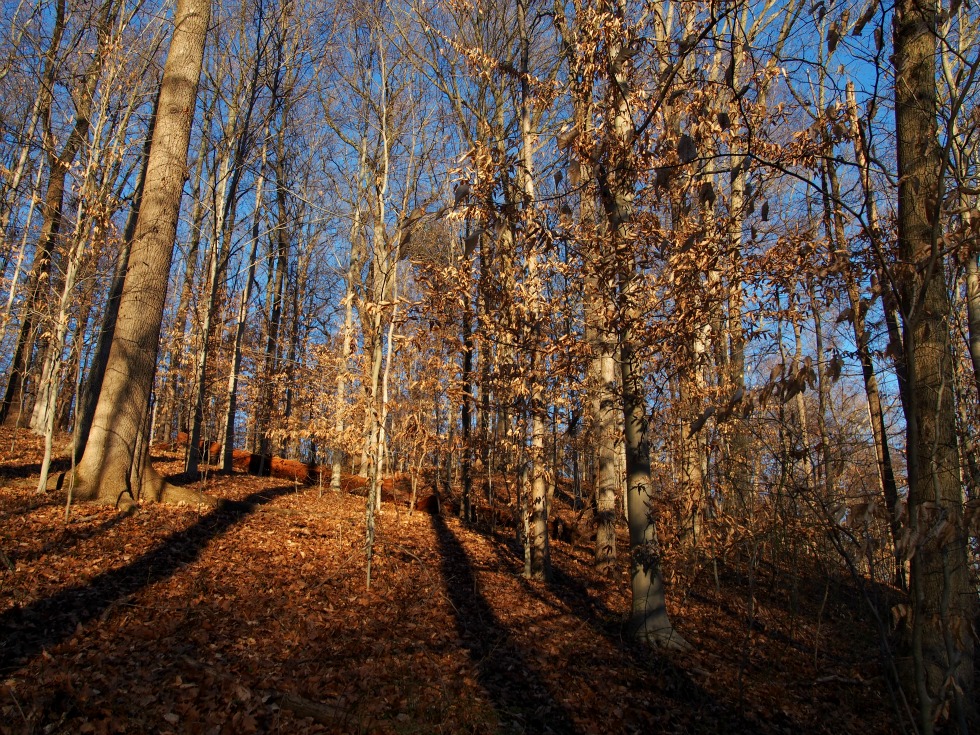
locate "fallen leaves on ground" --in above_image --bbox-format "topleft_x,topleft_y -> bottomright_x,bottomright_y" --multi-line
1,428 -> 896,734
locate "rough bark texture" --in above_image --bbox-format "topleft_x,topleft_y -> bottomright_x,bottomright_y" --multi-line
894,0 -> 975,730
71,0 -> 211,507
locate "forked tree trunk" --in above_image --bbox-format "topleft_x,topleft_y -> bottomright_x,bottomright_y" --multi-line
70,0 -> 211,507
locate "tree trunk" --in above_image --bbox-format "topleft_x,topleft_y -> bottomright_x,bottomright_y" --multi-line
822,152 -> 903,586
894,0 -> 975,728
153,116 -> 209,445
330,188 -> 364,489
590,325 -> 620,572
516,0 -> 550,581
460,223 -> 475,523
75,86 -> 159,461
29,0 -> 122,437
220,142 -> 267,472
620,332 -> 687,649
0,0 -> 65,262
256,165 -> 290,459
964,244 -> 980,396
596,0 -> 684,648
70,0 -> 211,508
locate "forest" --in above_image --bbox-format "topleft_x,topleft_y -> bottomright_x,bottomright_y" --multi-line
0,0 -> 978,732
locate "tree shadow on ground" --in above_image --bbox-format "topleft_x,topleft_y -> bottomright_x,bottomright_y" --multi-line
471,522 -> 761,733
0,457 -> 71,482
10,511 -> 131,567
430,512 -> 579,735
0,485 -> 295,676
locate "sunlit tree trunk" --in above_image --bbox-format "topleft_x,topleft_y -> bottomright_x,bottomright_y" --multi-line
0,1 -> 99,426
516,0 -> 550,581
331,133 -> 368,489
0,0 -> 65,269
186,67 -> 260,475
30,1 -> 124,436
71,0 -> 211,507
556,2 -> 620,572
153,116 -> 209,446
75,83 -> 159,461
598,0 -> 685,649
220,141 -> 268,472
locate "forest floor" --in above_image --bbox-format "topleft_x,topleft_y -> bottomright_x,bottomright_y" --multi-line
0,427 -> 906,734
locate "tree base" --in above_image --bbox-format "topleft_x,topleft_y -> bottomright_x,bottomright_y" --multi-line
59,463 -> 215,510
632,622 -> 693,652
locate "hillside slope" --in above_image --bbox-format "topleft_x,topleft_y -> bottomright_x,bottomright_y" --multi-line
1,428 -> 901,734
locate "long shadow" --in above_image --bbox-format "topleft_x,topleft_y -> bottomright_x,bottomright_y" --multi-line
430,512 -> 579,735
11,512 -> 131,567
476,524 -> 756,731
478,528 -> 624,637
0,457 -> 72,482
0,485 -> 295,676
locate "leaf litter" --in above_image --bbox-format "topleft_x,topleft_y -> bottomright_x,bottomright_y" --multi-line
1,428 -> 895,734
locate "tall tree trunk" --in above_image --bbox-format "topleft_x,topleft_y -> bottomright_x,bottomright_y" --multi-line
75,85 -> 159,462
30,0 -> 121,437
963,228 -> 980,395
5,0 -> 121,428
330,143 -> 367,488
620,331 -> 686,649
0,95 -> 92,426
154,117 -> 209,445
894,0 -> 975,729
460,229 -> 475,523
678,326 -> 708,550
516,0 -> 550,581
220,142 -> 267,472
0,0 -> 65,252
70,0 -> 211,508
36,204 -> 92,493
821,152 -> 903,585
589,314 -> 620,572
843,82 -> 912,420
566,48 -> 619,571
596,0 -> 685,648
256,161 -> 290,459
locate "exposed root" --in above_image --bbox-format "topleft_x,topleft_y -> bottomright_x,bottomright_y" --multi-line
637,626 -> 694,652
158,482 -> 217,507
57,464 -> 216,510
